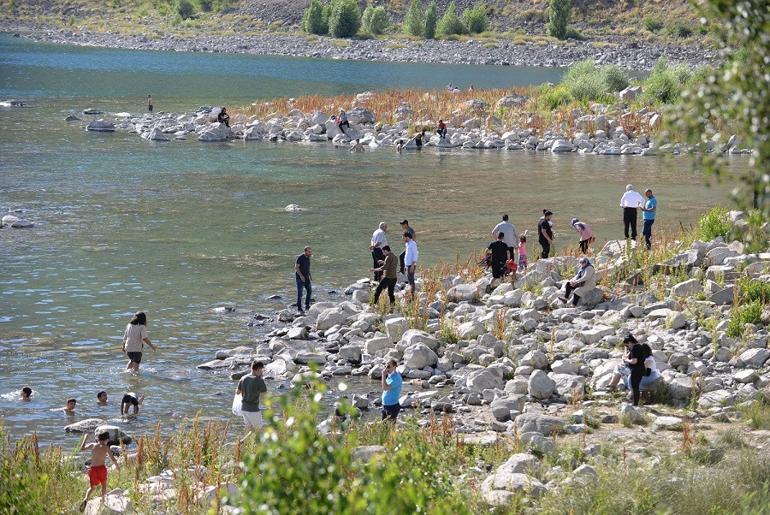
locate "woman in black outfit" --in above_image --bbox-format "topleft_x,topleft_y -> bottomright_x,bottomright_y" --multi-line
217,107 -> 230,127
623,334 -> 646,406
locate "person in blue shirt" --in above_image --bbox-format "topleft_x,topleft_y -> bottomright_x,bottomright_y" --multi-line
381,359 -> 403,422
640,189 -> 657,250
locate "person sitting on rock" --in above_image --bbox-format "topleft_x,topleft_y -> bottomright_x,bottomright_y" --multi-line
437,119 -> 447,140
217,107 -> 230,127
121,392 -> 144,416
20,386 -> 32,402
337,109 -> 350,133
559,256 -> 596,306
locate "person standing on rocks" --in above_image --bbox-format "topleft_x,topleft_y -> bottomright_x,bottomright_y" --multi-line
370,222 -> 388,282
236,360 -> 268,438
622,334 -> 647,406
620,184 -> 644,241
147,94 -> 153,112
398,220 -> 415,274
370,245 -> 398,307
559,256 -> 596,306
538,210 -> 554,259
294,246 -> 312,314
381,359 -> 403,423
491,214 -> 518,261
79,431 -> 119,511
488,232 -> 509,279
403,231 -> 419,297
640,188 -> 657,250
571,218 -> 595,254
518,234 -> 528,272
122,311 -> 156,372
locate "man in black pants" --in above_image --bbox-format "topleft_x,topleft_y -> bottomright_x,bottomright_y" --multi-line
619,184 -> 644,240
538,210 -> 554,259
398,219 -> 415,274
488,232 -> 509,279
370,246 -> 397,307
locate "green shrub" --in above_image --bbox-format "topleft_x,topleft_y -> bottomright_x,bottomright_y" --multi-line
698,206 -> 732,241
739,399 -> 770,430
643,16 -> 663,32
565,26 -> 584,40
175,0 -> 195,19
541,84 -> 572,109
601,64 -> 629,92
548,0 -> 570,40
562,59 -> 610,102
302,0 -> 329,35
197,0 -> 212,12
403,0 -> 424,37
726,300 -> 763,337
644,57 -> 688,104
437,1 -> 466,36
424,0 -> 437,38
362,4 -> 389,35
328,0 -> 361,38
738,277 -> 770,304
668,21 -> 693,38
463,3 -> 488,34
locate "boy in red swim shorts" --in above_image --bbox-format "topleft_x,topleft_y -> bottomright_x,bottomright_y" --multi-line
79,431 -> 119,511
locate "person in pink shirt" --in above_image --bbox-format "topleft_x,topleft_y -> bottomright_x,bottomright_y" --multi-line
517,234 -> 528,271
571,218 -> 595,254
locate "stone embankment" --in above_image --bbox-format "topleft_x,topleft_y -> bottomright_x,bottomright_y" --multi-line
2,23 -> 718,71
71,92 -> 752,156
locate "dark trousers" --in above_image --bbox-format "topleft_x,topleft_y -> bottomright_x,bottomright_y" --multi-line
564,282 -> 582,306
539,240 -> 550,259
630,365 -> 645,406
381,403 -> 400,422
507,246 -> 515,260
399,252 -> 405,274
437,128 -> 447,138
623,207 -> 638,240
374,277 -> 396,304
406,265 -> 416,292
372,247 -> 385,281
491,260 -> 506,279
579,239 -> 590,254
643,219 -> 655,250
295,275 -> 311,311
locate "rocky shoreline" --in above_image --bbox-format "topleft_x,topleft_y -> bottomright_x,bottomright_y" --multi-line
1,22 -> 719,71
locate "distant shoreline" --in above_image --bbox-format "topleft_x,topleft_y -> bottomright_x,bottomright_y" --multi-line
0,21 -> 718,71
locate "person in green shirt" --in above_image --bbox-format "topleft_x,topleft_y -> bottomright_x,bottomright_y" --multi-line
370,246 -> 398,307
236,361 -> 268,438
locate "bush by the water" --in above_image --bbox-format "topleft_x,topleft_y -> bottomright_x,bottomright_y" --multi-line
362,4 -> 389,35
601,64 -> 629,92
403,0 -> 424,37
548,0 -> 571,40
697,206 -> 731,241
643,57 -> 695,104
175,0 -> 195,19
302,0 -> 330,35
328,0 -> 361,38
463,3 -> 488,34
437,1 -> 467,36
561,60 -> 619,102
424,0 -> 438,39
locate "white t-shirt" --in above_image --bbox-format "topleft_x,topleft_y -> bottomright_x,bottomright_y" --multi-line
404,240 -> 419,266
491,221 -> 518,247
371,228 -> 388,248
123,323 -> 147,353
620,190 -> 645,208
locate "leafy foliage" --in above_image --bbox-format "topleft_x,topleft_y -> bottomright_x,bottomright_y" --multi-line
697,206 -> 731,241
403,0 -> 424,37
362,4 -> 389,35
328,0 -> 361,38
601,64 -> 629,92
424,0 -> 438,39
548,0 -> 570,40
676,0 -> 770,218
737,277 -> 770,304
643,57 -> 692,104
175,0 -> 195,19
463,3 -> 488,34
302,0 -> 329,35
643,16 -> 663,32
437,1 -> 466,37
727,301 -> 763,337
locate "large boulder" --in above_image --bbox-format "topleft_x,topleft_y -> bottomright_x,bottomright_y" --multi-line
384,317 -> 408,342
490,396 -> 526,422
197,122 -> 231,142
403,343 -> 438,369
736,348 -> 770,368
365,336 -> 392,355
579,325 -> 615,344
65,418 -> 106,433
316,308 -> 348,331
95,425 -> 132,445
457,320 -> 485,340
466,367 -> 504,392
528,370 -> 556,400
515,413 -> 565,435
84,489 -> 132,515
338,344 -> 362,364
347,107 -> 375,125
86,119 -> 115,132
481,470 -> 546,507
399,329 -> 440,351
446,284 -> 479,303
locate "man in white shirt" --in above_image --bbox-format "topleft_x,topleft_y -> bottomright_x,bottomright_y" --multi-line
403,231 -> 419,297
370,222 -> 388,282
491,214 -> 518,261
619,184 -> 644,241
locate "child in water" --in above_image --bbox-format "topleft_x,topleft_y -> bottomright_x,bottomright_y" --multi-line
79,431 -> 120,511
518,234 -> 528,272
20,386 -> 32,402
120,392 -> 144,416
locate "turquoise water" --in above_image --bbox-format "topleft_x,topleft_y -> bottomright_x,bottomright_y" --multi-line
0,35 -> 744,442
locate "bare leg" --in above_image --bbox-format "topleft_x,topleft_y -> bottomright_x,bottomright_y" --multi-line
101,481 -> 107,501
80,486 -> 94,511
608,373 -> 621,391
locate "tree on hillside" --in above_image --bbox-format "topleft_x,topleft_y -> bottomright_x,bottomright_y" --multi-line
302,0 -> 329,35
424,0 -> 438,39
463,3 -> 488,34
548,0 -> 570,40
362,3 -> 390,35
328,0 -> 361,38
677,0 -> 770,218
403,0 -> 424,37
437,1 -> 466,36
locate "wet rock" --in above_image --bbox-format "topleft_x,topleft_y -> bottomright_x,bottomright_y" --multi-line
65,418 -> 105,433
86,119 -> 115,132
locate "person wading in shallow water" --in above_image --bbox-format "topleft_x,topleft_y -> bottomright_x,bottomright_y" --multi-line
294,245 -> 312,314
122,311 -> 156,372
147,94 -> 153,112
381,359 -> 403,423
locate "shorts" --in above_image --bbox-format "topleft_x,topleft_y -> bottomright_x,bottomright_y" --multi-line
242,410 -> 263,429
381,403 -> 400,422
88,465 -> 108,487
615,363 -> 631,378
127,352 -> 142,364
518,255 -> 528,270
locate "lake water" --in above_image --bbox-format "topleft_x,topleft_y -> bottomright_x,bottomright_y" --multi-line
0,35 -> 744,443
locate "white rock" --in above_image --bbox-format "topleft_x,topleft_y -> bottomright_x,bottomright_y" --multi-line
384,317 -> 408,342
528,369 -> 556,400
403,343 -> 438,369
